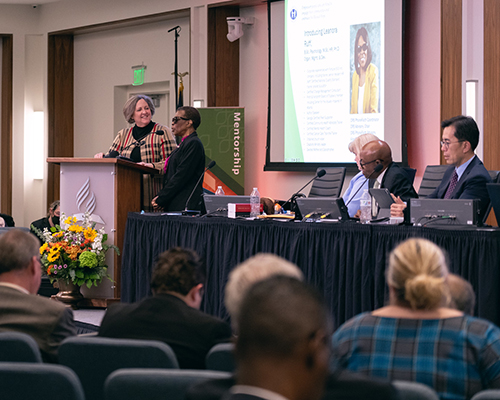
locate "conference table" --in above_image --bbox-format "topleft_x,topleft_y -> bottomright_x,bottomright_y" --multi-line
121,213 -> 500,329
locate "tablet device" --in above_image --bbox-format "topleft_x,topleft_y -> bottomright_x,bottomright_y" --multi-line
369,188 -> 395,209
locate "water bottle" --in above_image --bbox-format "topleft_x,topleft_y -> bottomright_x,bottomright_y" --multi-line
360,189 -> 371,224
250,187 -> 260,218
215,186 -> 225,196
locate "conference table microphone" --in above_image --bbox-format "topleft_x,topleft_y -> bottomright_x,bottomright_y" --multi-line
281,169 -> 327,213
344,163 -> 384,208
183,160 -> 217,215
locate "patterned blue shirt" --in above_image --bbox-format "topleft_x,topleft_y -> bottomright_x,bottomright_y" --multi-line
332,312 -> 500,400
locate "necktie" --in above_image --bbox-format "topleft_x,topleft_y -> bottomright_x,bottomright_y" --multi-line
444,170 -> 458,199
372,180 -> 380,217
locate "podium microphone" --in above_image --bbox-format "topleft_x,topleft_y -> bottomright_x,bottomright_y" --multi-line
183,160 -> 216,215
281,169 -> 326,212
345,163 -> 384,208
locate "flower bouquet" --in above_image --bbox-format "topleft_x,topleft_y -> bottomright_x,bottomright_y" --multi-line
32,213 -> 119,288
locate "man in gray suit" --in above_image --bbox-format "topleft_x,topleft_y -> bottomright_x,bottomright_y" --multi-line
0,229 -> 76,362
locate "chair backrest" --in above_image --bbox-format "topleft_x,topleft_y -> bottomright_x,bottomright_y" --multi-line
0,331 -> 43,362
105,368 -> 231,400
418,165 -> 449,198
205,342 -> 235,372
308,167 -> 346,198
392,380 -> 440,400
59,336 -> 179,400
471,389 -> 500,400
402,167 -> 417,184
482,171 -> 500,224
488,170 -> 500,183
0,362 -> 85,400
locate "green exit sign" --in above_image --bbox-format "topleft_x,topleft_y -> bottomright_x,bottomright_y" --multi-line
133,67 -> 145,86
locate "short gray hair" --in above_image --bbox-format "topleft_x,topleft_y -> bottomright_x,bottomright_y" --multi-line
123,95 -> 156,124
348,134 -> 380,155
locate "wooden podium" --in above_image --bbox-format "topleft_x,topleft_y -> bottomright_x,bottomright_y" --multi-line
47,158 -> 158,305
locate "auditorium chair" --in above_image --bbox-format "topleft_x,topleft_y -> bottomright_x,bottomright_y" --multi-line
392,380 -> 440,400
418,165 -> 449,198
482,170 -> 500,223
402,167 -> 417,184
0,362 -> 85,400
0,331 -> 42,363
471,389 -> 500,400
205,342 -> 235,372
59,336 -> 179,400
308,167 -> 346,198
105,368 -> 231,400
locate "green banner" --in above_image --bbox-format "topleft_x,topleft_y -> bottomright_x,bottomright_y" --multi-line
197,108 -> 245,195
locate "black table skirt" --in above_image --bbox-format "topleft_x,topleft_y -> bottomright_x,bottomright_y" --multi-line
121,213 -> 500,329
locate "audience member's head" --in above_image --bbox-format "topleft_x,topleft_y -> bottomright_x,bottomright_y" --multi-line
235,276 -> 332,400
359,140 -> 392,178
225,253 -> 303,322
387,238 -> 449,311
47,200 -> 61,226
447,273 -> 475,315
0,213 -> 15,227
0,217 -> 4,228
0,229 -> 41,294
151,247 -> 205,309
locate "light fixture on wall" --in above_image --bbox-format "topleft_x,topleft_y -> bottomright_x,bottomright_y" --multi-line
26,111 -> 44,180
465,80 -> 478,121
226,17 -> 255,42
193,100 -> 204,108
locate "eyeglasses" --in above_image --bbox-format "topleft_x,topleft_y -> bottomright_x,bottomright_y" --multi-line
172,116 -> 189,124
360,159 -> 379,169
440,139 -> 466,149
357,43 -> 368,53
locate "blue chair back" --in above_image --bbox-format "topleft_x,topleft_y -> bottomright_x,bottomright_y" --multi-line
59,336 -> 179,400
392,380 -> 440,400
205,342 -> 235,372
105,368 -> 231,400
471,389 -> 500,400
0,362 -> 85,400
0,331 -> 42,362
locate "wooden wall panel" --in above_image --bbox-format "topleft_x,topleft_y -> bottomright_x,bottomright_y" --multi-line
47,35 -> 74,204
207,6 -> 239,107
1,35 -> 12,215
440,0 -> 462,167
484,0 -> 500,172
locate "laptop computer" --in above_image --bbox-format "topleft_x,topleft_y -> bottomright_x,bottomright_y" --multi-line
295,197 -> 350,222
203,194 -> 252,216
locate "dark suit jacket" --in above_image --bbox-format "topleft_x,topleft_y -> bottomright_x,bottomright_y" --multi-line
0,285 -> 76,363
185,369 -> 399,400
156,132 -> 205,212
374,162 -> 418,202
98,293 -> 232,369
427,155 -> 492,220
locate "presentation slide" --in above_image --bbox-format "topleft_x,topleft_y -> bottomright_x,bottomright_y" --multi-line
268,0 -> 403,167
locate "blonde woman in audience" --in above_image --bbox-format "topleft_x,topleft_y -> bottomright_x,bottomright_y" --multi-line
332,238 -> 500,400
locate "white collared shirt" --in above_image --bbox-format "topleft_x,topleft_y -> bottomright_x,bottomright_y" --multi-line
231,385 -> 290,400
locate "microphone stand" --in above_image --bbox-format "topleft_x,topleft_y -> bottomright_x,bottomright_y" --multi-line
281,170 -> 326,215
183,161 -> 216,215
168,26 -> 181,109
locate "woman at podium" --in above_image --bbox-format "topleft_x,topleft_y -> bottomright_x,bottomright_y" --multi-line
94,94 -> 176,210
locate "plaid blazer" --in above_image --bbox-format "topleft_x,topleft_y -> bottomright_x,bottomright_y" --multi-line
106,123 -> 176,171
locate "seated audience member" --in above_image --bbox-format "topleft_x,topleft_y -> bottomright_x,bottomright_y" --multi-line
391,116 -> 491,220
225,253 -> 304,327
187,256 -> 398,400
0,229 -> 76,362
332,238 -> 500,400
98,247 -> 232,369
227,276 -> 332,400
358,140 -> 417,218
448,273 -> 476,316
0,212 -> 15,227
30,200 -> 60,244
342,133 -> 380,217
